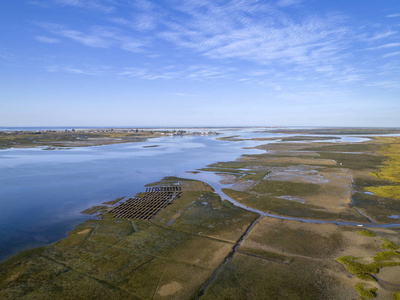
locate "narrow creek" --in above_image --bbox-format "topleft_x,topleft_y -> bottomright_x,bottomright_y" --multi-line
186,172 -> 400,229
188,169 -> 400,296
194,214 -> 263,298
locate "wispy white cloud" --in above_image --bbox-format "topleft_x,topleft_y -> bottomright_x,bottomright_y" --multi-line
45,63 -> 234,81
38,22 -> 147,51
157,1 -> 350,68
366,80 -> 400,89
367,43 -> 400,50
31,0 -> 400,90
359,30 -> 398,42
109,14 -> 158,31
383,51 -> 400,58
276,0 -> 303,7
60,29 -> 109,47
53,0 -> 115,13
386,13 -> 400,18
35,36 -> 60,44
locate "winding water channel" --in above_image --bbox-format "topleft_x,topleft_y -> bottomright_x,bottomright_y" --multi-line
187,172 -> 400,228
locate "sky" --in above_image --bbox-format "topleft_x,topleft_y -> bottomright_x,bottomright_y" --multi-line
1,0 -> 399,127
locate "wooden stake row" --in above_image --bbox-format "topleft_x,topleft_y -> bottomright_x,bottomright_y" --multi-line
145,186 -> 181,192
109,189 -> 181,220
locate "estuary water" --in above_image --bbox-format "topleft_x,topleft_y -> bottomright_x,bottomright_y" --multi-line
0,128 -> 374,262
0,129 -> 268,261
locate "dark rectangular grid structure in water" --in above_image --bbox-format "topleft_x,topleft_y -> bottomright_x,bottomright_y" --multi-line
145,186 -> 181,192
109,187 -> 181,220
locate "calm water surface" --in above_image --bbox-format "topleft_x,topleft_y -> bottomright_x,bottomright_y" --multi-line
1,129 -> 270,261
0,129 -> 371,261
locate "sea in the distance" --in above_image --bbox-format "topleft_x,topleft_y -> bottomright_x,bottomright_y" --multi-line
0,128 -> 369,262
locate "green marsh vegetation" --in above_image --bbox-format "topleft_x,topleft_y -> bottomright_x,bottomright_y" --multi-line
2,133 -> 400,299
354,283 -> 377,298
222,188 -> 339,219
304,137 -> 400,223
335,255 -> 400,275
335,236 -> 400,298
0,178 -> 259,299
393,291 -> 400,300
380,239 -> 400,250
356,274 -> 375,281
80,205 -> 106,214
201,252 -> 344,300
237,246 -> 292,263
269,128 -> 400,135
357,230 -> 377,237
103,196 -> 125,205
279,136 -> 340,141
250,179 -> 321,196
364,137 -> 400,199
0,130 -> 155,149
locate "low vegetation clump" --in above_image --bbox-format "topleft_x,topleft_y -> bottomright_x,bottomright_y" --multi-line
381,239 -> 400,250
357,229 -> 377,237
365,137 -> 400,199
392,291 -> 400,300
373,250 -> 400,261
354,283 -> 377,298
80,205 -> 106,214
356,274 -> 375,281
336,254 -> 400,276
366,185 -> 400,200
103,196 -> 125,205
335,256 -> 379,275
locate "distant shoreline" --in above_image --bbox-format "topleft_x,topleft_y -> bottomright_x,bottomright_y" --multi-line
0,128 -> 220,150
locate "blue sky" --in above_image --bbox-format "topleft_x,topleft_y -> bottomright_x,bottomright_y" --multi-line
1,0 -> 399,127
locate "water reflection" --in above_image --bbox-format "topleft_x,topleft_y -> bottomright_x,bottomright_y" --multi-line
0,128 -> 392,262
0,129 -> 266,261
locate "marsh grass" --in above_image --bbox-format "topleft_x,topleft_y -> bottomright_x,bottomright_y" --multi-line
316,152 -> 384,170
80,205 -> 106,214
356,274 -> 376,281
238,246 -> 291,263
392,291 -> 400,300
223,188 -> 338,219
302,143 -> 382,153
280,136 -> 340,141
336,253 -> 400,276
0,179 -> 259,299
153,191 -> 258,242
0,130 -> 152,149
354,282 -> 377,298
250,179 -> 321,196
201,253 -> 341,300
245,224 -> 344,259
144,176 -> 192,186
241,170 -> 271,181
373,250 -> 400,261
357,230 -> 377,237
351,193 -> 400,222
103,196 -> 125,205
380,239 -> 400,250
